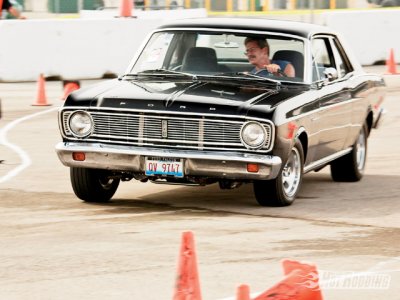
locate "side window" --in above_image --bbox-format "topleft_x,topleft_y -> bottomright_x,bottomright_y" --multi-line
331,44 -> 346,78
311,37 -> 335,81
332,38 -> 353,77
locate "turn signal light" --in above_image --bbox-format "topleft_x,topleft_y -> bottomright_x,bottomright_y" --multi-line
247,163 -> 259,173
72,152 -> 86,161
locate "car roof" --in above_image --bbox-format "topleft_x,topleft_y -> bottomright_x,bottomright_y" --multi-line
156,17 -> 337,39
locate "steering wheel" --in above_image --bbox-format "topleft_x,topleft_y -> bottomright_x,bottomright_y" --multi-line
258,67 -> 287,78
276,69 -> 288,77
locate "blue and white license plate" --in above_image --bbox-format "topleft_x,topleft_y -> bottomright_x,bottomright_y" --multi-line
145,157 -> 184,177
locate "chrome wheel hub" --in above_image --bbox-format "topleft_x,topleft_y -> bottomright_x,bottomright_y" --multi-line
356,129 -> 366,171
282,147 -> 301,197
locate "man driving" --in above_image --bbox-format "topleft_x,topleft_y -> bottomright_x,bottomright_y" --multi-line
244,37 -> 295,77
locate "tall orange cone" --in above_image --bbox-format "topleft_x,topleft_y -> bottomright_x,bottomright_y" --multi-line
61,81 -> 80,100
386,48 -> 398,75
236,284 -> 250,300
173,231 -> 202,300
32,74 -> 51,106
119,0 -> 133,17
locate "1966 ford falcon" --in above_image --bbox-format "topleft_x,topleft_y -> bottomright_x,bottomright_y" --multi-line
56,18 -> 386,206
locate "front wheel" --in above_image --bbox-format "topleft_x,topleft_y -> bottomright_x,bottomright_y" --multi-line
70,167 -> 120,202
330,123 -> 368,182
253,140 -> 304,207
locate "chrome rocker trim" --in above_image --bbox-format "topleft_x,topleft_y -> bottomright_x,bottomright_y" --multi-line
55,142 -> 282,180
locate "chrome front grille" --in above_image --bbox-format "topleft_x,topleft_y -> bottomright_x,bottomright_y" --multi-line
165,119 -> 200,141
61,109 -> 273,152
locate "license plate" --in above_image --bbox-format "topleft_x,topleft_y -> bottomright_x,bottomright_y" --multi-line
145,157 -> 184,177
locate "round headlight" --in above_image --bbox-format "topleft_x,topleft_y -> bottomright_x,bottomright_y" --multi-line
68,111 -> 93,138
240,121 -> 267,149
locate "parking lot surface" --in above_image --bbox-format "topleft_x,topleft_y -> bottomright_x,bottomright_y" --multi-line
0,68 -> 399,299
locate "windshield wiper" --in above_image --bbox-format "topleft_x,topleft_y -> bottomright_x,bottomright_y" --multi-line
216,71 -> 282,87
120,69 -> 197,80
218,71 -> 278,81
137,69 -> 197,79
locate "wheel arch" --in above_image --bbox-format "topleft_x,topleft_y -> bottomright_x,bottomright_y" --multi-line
366,110 -> 373,137
295,128 -> 308,162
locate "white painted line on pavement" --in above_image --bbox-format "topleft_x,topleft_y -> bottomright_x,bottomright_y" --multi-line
217,257 -> 400,299
0,107 -> 59,184
368,256 -> 400,274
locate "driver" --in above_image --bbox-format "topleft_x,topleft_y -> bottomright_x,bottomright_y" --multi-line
244,37 -> 295,77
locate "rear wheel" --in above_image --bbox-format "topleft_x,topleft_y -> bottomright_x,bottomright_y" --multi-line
330,123 -> 368,182
70,167 -> 120,202
254,140 -> 304,207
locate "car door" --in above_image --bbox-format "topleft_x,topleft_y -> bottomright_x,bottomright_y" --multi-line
331,37 -> 375,151
311,35 -> 353,162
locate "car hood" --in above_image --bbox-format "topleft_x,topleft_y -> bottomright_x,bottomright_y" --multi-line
65,78 -> 308,118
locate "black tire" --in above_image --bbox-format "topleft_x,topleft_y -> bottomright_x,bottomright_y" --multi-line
70,167 -> 120,202
253,139 -> 304,207
330,123 -> 368,182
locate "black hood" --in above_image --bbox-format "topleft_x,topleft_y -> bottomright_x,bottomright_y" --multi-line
65,78 -> 308,118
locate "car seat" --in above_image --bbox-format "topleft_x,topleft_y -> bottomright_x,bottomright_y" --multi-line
181,47 -> 220,73
272,50 -> 304,79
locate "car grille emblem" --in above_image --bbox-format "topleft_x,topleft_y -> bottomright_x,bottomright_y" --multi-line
161,120 -> 168,138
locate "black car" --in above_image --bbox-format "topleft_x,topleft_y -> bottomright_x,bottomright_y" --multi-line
56,18 -> 386,206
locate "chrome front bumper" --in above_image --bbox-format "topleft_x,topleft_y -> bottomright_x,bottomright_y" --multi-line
55,142 -> 282,180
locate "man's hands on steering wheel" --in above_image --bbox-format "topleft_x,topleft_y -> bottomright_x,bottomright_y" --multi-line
262,64 -> 287,77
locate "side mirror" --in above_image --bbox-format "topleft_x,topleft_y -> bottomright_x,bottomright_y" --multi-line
324,67 -> 338,82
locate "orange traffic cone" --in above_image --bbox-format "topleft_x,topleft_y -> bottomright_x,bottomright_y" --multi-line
236,284 -> 250,300
254,259 -> 323,300
253,269 -> 307,300
386,48 -> 398,75
282,259 -> 323,300
172,231 -> 202,300
61,81 -> 80,100
119,0 -> 133,17
32,74 -> 51,106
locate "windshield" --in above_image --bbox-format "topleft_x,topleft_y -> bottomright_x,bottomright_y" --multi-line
130,30 -> 305,83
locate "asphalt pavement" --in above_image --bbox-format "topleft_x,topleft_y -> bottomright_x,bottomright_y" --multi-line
0,65 -> 400,299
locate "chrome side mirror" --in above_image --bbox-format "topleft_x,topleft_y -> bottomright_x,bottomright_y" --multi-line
324,67 -> 338,82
